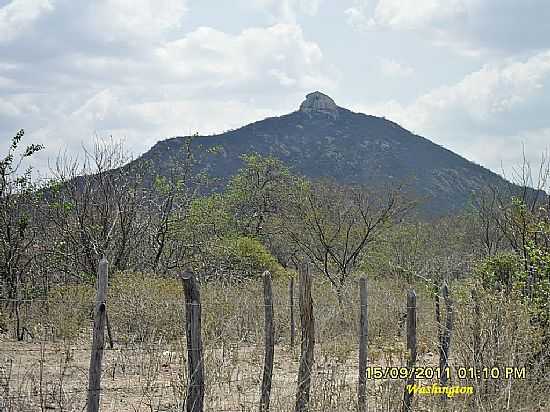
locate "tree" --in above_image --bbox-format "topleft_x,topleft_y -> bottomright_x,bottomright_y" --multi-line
473,151 -> 550,265
224,153 -> 303,268
173,193 -> 284,279
145,137 -> 204,273
0,129 -> 43,340
225,154 -> 297,234
41,136 -> 206,279
169,154 -> 300,278
286,180 -> 412,299
44,139 -> 149,279
472,152 -> 550,364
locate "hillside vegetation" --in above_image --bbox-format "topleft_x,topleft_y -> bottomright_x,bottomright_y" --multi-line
141,92 -> 514,216
1,129 -> 549,411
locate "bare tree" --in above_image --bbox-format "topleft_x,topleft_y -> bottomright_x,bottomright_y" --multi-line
41,136 -> 205,279
43,139 -> 149,279
145,138 -> 204,273
473,150 -> 550,273
287,180 -> 412,300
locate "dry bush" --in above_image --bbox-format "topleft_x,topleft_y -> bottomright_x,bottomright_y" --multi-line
108,272 -> 184,343
448,279 -> 549,412
45,285 -> 95,341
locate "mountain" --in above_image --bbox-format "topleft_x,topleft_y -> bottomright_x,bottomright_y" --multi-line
140,91 -> 510,216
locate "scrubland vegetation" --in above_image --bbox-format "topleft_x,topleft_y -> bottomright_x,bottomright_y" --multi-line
1,130 -> 549,411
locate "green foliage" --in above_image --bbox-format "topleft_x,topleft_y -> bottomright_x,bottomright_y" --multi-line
192,235 -> 283,278
452,275 -> 544,410
225,153 -> 298,237
474,230 -> 550,330
286,179 -> 410,292
172,153 -> 303,274
474,253 -> 522,290
185,194 -> 233,238
1,129 -> 45,312
176,184 -> 285,277
525,239 -> 550,327
153,174 -> 186,195
362,221 -> 432,281
222,236 -> 283,276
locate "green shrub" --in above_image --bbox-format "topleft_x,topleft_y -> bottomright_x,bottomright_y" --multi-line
474,252 -> 522,290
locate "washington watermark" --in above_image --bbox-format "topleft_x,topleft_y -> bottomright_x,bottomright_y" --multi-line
406,384 -> 474,398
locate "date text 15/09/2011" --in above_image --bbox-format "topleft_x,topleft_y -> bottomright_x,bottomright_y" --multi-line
366,366 -> 526,380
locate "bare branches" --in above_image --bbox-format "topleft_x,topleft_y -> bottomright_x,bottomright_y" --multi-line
0,130 -> 44,339
474,149 -> 550,261
286,180 -> 413,295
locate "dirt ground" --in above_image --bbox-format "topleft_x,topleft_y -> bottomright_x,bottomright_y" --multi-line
1,339 -> 370,412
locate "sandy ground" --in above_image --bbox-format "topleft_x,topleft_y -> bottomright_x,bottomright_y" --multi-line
2,339 -> 370,412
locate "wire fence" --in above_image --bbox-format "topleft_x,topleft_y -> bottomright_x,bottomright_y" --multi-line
1,334 -> 362,412
2,269 -> 549,412
0,272 -> 425,412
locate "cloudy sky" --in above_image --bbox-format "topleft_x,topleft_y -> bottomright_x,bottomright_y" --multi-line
1,0 -> 550,179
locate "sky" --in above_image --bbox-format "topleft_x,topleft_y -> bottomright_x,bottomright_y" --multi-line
1,0 -> 550,180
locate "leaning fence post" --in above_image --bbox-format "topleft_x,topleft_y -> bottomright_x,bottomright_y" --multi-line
358,277 -> 368,412
260,271 -> 275,412
295,263 -> 315,412
402,289 -> 417,412
87,257 -> 109,412
182,271 -> 205,412
289,277 -> 296,348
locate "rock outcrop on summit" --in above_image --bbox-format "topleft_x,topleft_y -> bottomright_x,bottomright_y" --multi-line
139,92 -> 514,216
299,91 -> 339,117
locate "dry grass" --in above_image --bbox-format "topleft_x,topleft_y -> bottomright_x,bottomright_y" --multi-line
1,273 -> 549,411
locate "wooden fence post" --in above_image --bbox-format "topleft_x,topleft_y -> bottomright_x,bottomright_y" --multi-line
105,311 -> 114,349
182,271 -> 205,412
471,289 -> 482,368
358,277 -> 368,412
87,257 -> 109,412
471,288 -> 482,410
295,263 -> 315,412
289,277 -> 295,348
260,271 -> 275,412
402,289 -> 417,412
439,282 -> 453,387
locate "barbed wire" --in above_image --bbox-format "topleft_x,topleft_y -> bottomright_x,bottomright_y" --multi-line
2,285 -> 548,412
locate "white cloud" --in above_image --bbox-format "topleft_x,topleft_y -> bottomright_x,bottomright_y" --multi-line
0,0 -> 53,43
372,0 -> 465,30
88,0 -> 187,44
460,128 -> 550,183
0,13 -> 333,174
379,58 -> 414,78
250,0 -> 322,22
0,0 -> 188,62
346,0 -> 550,55
346,0 -> 465,31
413,51 -> 549,131
4,0 -> 547,186
359,51 -> 550,175
27,91 -> 279,168
155,24 -> 329,90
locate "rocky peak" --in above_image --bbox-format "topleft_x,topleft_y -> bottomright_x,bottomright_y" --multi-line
299,91 -> 339,117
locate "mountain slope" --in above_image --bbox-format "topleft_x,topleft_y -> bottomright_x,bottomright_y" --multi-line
140,92 -> 509,215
